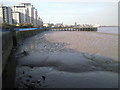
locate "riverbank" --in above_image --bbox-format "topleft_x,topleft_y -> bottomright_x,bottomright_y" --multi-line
1,28 -> 45,88
15,31 -> 118,88
46,31 -> 118,61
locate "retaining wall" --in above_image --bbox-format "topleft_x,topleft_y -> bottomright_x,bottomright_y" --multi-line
2,32 -> 13,71
2,28 -> 44,88
16,29 -> 44,43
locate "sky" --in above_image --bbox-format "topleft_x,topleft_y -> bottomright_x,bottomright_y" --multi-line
0,0 -> 119,26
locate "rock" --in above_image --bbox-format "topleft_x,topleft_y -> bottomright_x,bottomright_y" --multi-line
23,51 -> 28,55
25,65 -> 29,67
42,76 -> 45,80
31,80 -> 36,84
105,61 -> 112,64
37,80 -> 41,83
29,83 -> 35,88
44,45 -> 46,48
28,75 -> 32,78
91,66 -> 96,69
24,83 -> 29,87
26,79 -> 30,82
29,66 -> 33,68
39,83 -> 41,86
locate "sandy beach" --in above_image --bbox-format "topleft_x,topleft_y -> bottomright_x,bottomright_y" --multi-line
46,31 -> 118,61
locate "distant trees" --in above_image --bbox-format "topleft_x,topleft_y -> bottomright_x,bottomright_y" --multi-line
34,24 -> 41,28
21,23 -> 33,28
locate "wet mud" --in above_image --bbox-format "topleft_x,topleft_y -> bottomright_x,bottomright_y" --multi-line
15,31 -> 118,88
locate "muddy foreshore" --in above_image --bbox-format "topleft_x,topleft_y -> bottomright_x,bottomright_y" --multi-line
15,31 -> 118,88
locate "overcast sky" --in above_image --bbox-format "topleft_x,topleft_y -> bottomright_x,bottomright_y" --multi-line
0,0 -> 119,25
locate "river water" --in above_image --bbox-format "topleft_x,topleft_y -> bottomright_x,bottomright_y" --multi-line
15,29 -> 118,88
97,26 -> 118,34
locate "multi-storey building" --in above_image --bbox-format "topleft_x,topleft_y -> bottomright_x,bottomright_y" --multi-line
0,4 -> 12,24
34,9 -> 38,25
12,12 -> 21,24
11,5 -> 28,24
0,3 -> 43,26
19,3 -> 35,25
0,5 -> 3,24
37,16 -> 43,27
12,3 -> 43,26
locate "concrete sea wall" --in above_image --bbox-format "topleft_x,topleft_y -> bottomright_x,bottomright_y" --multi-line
2,32 -> 13,71
2,31 -> 15,88
16,29 -> 44,43
2,28 -> 44,88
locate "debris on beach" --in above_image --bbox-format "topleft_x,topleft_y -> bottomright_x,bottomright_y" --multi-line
37,80 -> 41,83
42,76 -> 46,80
28,75 -> 32,78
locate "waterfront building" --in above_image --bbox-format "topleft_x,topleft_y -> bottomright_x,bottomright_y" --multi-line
75,22 -> 77,27
34,9 -> 38,25
55,23 -> 64,27
11,5 -> 28,24
27,5 -> 34,25
0,4 -> 12,24
0,3 -> 43,27
37,16 -> 43,27
0,5 -> 3,24
12,12 -> 21,24
93,24 -> 100,27
19,3 -> 35,25
43,23 -> 49,27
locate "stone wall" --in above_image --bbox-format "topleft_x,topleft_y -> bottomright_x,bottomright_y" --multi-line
2,28 -> 44,88
16,29 -> 44,43
2,32 -> 13,71
2,31 -> 15,88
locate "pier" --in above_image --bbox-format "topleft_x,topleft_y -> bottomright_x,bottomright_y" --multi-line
49,27 -> 97,31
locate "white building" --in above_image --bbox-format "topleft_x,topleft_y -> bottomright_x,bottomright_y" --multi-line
12,12 -> 21,24
19,3 -> 35,25
34,9 -> 38,25
0,5 -> 12,24
0,3 -> 43,26
55,23 -> 64,27
28,5 -> 34,25
11,6 -> 27,24
0,5 -> 3,24
37,16 -> 43,27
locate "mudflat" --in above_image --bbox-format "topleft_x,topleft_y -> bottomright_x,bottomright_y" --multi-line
46,31 -> 118,61
15,31 -> 118,88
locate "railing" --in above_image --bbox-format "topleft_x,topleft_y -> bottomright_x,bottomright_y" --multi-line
15,28 -> 42,31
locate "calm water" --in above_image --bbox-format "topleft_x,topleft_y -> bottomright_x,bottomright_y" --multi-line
97,26 -> 118,34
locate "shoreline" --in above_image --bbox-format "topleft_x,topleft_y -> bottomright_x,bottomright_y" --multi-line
46,31 -> 118,61
15,31 -> 118,88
